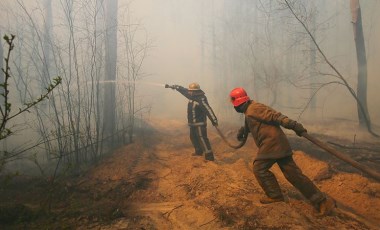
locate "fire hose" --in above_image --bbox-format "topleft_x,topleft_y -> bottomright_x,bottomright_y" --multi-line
214,126 -> 248,149
214,125 -> 380,181
301,132 -> 380,182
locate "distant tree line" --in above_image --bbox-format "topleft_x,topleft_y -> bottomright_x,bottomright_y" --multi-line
0,0 -> 151,177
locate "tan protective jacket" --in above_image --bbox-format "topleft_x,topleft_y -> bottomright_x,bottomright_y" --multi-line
244,101 -> 292,160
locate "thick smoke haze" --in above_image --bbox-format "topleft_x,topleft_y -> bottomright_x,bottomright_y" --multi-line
0,0 -> 379,173
130,0 -> 380,126
1,0 -> 379,122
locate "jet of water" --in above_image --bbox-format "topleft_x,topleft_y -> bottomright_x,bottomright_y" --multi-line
94,80 -> 165,87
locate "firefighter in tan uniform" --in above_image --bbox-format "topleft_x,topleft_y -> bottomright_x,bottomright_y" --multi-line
229,87 -> 336,216
166,83 -> 218,161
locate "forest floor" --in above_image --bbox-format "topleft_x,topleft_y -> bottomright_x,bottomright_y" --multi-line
1,118 -> 380,229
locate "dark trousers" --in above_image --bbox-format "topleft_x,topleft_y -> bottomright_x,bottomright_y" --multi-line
253,155 -> 325,206
189,125 -> 214,161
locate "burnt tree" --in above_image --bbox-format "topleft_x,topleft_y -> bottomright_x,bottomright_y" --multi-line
350,0 -> 371,128
103,0 -> 118,144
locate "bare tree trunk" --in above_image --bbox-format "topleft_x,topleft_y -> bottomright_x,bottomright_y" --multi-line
350,0 -> 370,128
309,1 -> 317,112
103,0 -> 118,145
42,0 -> 53,88
92,0 -> 105,162
0,30 -> 5,152
0,29 -> 3,104
95,0 -> 106,160
42,0 -> 53,160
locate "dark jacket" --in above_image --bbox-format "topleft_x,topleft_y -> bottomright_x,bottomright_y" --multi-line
244,100 -> 292,160
176,86 -> 218,126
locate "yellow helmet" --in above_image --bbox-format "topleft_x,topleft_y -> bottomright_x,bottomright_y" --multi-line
188,82 -> 201,91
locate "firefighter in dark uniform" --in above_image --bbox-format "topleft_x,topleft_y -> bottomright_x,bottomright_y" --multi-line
229,87 -> 336,216
166,83 -> 218,161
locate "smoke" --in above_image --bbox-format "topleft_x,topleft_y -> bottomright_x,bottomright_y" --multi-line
96,80 -> 165,87
1,0 -> 380,175
130,0 -> 380,128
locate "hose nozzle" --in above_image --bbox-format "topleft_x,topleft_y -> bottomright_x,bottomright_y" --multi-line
165,84 -> 176,89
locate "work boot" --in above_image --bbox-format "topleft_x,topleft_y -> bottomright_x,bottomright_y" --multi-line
259,196 -> 284,204
318,197 -> 336,216
205,152 -> 214,161
192,152 -> 202,156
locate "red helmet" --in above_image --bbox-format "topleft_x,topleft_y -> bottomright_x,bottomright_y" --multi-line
230,87 -> 250,107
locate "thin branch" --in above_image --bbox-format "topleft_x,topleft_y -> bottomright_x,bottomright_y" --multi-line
199,217 -> 217,227
297,81 -> 349,119
284,0 -> 378,137
163,204 -> 184,218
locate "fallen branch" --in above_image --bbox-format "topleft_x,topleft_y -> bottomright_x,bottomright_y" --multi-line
126,170 -> 155,181
163,204 -> 183,218
334,200 -> 380,229
302,133 -> 380,181
199,217 -> 217,227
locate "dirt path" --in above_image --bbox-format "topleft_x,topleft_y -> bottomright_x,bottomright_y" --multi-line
2,118 -> 379,229
83,118 -> 379,229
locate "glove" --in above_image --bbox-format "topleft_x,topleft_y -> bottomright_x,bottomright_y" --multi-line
236,126 -> 246,141
172,84 -> 180,90
293,123 -> 307,136
280,117 -> 296,129
281,118 -> 307,136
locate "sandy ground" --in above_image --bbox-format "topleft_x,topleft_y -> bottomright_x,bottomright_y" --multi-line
1,118 -> 380,229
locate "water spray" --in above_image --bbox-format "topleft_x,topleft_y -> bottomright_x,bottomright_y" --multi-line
95,80 -> 166,87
